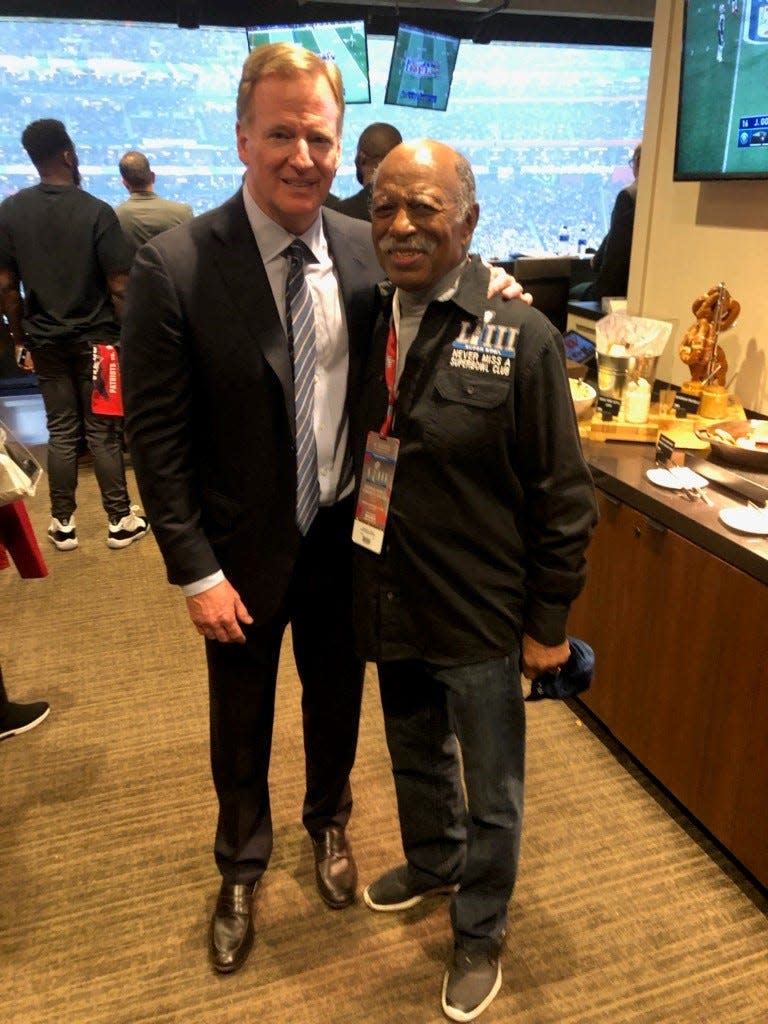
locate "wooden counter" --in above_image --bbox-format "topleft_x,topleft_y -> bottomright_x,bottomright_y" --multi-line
569,440 -> 768,887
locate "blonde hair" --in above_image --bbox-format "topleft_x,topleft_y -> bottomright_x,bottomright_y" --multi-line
236,42 -> 345,128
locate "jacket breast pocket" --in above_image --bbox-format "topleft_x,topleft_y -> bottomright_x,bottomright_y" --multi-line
424,368 -> 511,456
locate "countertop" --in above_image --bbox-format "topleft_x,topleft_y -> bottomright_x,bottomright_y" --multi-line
581,438 -> 768,586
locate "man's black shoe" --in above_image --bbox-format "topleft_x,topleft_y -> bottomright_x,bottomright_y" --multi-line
208,881 -> 256,974
0,700 -> 50,741
312,826 -> 357,908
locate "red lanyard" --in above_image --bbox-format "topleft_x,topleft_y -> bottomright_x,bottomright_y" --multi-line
380,317 -> 398,438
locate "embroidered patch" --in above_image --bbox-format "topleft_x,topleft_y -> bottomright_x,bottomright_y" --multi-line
450,315 -> 518,376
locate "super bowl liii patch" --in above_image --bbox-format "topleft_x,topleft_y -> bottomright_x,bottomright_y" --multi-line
450,315 -> 518,377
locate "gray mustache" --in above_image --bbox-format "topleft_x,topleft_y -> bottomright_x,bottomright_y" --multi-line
378,234 -> 437,255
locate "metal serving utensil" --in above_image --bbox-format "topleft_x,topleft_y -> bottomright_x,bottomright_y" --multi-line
665,464 -> 713,505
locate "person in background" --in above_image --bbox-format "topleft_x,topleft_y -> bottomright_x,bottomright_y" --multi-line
570,142 -> 641,302
115,150 -> 193,250
121,44 -> 526,978
0,662 -> 49,741
0,470 -> 50,740
334,122 -> 403,221
353,139 -> 597,1021
0,119 -> 147,552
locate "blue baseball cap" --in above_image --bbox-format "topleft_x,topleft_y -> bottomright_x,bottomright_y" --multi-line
525,636 -> 595,701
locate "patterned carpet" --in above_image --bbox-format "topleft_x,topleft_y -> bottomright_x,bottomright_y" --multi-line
0,447 -> 766,1024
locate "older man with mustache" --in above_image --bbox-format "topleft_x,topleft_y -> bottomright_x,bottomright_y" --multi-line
352,139 -> 597,1022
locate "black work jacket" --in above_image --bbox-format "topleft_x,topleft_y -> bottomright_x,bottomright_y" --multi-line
352,256 -> 598,666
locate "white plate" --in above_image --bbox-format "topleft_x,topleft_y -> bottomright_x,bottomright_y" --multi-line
646,466 -> 709,491
718,506 -> 768,536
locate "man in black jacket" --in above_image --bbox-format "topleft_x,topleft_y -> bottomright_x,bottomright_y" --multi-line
354,139 -> 597,1022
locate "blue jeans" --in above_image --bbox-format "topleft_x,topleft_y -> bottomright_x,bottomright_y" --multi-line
377,653 -> 525,950
30,339 -> 130,521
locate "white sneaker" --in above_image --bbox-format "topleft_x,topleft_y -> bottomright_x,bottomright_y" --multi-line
107,508 -> 149,549
48,516 -> 78,551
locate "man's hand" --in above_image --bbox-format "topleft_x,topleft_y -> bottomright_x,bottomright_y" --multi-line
186,579 -> 254,644
486,263 -> 533,305
521,633 -> 570,681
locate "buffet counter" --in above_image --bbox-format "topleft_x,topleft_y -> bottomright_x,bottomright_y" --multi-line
569,439 -> 768,887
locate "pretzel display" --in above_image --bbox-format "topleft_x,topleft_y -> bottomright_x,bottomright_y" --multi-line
679,282 -> 739,389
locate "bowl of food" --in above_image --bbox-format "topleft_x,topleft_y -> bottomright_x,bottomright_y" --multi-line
694,419 -> 768,470
569,377 -> 597,418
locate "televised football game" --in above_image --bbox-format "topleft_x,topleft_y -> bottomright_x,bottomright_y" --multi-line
676,0 -> 768,178
245,20 -> 371,104
384,24 -> 460,112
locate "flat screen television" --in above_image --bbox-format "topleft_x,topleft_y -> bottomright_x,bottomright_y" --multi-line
245,19 -> 371,104
384,23 -> 460,112
674,0 -> 768,180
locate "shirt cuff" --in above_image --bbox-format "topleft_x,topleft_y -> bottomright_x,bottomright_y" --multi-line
181,570 -> 225,598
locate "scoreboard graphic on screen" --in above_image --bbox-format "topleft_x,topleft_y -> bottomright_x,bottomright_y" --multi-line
384,24 -> 460,112
676,0 -> 768,178
245,20 -> 370,104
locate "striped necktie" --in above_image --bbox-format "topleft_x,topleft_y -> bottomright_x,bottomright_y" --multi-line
284,239 -> 320,535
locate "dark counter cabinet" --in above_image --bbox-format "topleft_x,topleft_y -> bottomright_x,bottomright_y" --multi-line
570,447 -> 768,887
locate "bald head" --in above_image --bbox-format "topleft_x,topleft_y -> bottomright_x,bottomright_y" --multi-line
354,122 -> 402,186
375,139 -> 478,218
119,150 -> 154,191
371,139 -> 479,293
631,142 -> 641,179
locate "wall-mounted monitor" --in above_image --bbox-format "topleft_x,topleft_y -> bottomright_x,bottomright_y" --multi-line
674,0 -> 768,180
384,23 -> 460,112
245,19 -> 370,104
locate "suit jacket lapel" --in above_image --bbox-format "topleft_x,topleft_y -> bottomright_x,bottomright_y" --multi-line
208,191 -> 296,438
323,210 -> 377,394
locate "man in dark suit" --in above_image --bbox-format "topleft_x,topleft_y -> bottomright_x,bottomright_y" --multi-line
571,142 -> 641,302
335,122 -> 402,221
120,43 -> 378,975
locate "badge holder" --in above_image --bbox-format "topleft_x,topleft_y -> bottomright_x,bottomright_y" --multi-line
353,432 -> 399,554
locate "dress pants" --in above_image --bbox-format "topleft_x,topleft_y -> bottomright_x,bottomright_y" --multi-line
377,653 -> 526,950
0,663 -> 8,717
31,339 -> 130,521
206,496 -> 364,885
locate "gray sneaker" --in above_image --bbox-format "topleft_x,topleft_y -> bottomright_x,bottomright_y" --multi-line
441,945 -> 502,1022
363,864 -> 458,912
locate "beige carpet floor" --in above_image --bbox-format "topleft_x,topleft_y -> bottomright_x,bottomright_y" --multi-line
0,442 -> 766,1023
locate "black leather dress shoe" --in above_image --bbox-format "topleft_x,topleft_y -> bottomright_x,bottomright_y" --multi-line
312,826 -> 358,909
208,881 -> 256,974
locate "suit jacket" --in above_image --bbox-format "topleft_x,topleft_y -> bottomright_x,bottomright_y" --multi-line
335,185 -> 373,223
120,189 -> 381,621
590,180 -> 637,300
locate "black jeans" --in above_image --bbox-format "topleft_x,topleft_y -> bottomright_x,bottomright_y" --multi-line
30,339 -> 130,521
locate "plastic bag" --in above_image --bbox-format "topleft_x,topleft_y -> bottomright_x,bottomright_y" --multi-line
0,420 -> 42,506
